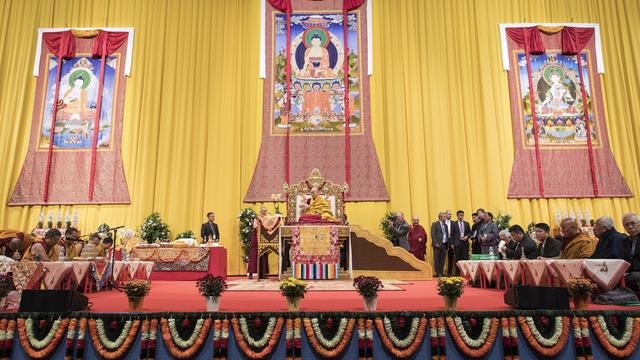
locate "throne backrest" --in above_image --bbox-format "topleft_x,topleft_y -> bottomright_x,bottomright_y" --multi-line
285,169 -> 346,223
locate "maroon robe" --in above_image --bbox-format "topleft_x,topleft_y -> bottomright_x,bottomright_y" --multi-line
408,224 -> 427,261
247,223 -> 269,278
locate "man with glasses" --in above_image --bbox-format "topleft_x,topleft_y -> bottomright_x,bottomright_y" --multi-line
623,213 -> 640,291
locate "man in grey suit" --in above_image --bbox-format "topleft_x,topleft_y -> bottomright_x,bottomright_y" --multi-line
389,212 -> 410,251
431,212 -> 448,277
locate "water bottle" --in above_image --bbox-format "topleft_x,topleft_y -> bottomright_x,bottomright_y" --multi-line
59,246 -> 66,261
489,246 -> 494,258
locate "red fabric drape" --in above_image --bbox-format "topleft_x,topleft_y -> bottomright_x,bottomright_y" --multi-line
42,31 -> 76,202
562,27 -> 598,196
506,27 -> 545,197
344,0 -> 365,11
267,0 -> 291,12
88,30 -> 129,201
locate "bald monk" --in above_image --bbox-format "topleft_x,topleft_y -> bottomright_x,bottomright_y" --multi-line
560,218 -> 595,259
22,229 -> 61,262
0,230 -> 26,260
298,187 -> 336,221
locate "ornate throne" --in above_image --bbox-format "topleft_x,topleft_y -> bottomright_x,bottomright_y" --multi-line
284,168 -> 347,225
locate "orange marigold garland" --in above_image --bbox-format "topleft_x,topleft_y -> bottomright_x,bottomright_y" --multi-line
374,316 -> 427,359
501,317 -> 519,360
446,316 -> 498,358
357,318 -> 373,360
88,318 -> 141,359
571,317 -> 592,360
213,319 -> 229,360
18,317 -> 70,359
231,316 -> 284,359
589,315 -> 640,358
517,316 -> 569,357
160,317 -> 211,359
140,318 -> 158,360
303,317 -> 355,358
429,317 -> 446,360
64,318 -> 77,360
285,318 -> 301,360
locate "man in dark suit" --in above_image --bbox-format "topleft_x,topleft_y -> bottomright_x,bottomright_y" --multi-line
200,212 -> 220,243
444,210 -> 460,276
533,223 -> 562,258
505,225 -> 537,260
388,212 -> 410,251
591,216 -> 626,259
453,210 -> 471,265
623,213 -> 640,291
430,212 -> 448,277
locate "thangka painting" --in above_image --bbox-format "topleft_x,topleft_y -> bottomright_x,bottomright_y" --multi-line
271,13 -> 363,135
245,0 -> 388,202
9,29 -> 132,205
503,25 -> 630,198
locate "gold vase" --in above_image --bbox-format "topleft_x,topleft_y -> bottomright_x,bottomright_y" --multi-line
443,296 -> 458,311
128,297 -> 144,312
573,294 -> 590,310
287,296 -> 301,311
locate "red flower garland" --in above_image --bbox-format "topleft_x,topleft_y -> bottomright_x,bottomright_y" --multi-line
140,318 -> 158,360
589,316 -> 640,358
231,316 -> 284,359
572,317 -> 592,360
357,318 -> 373,360
76,318 -> 86,360
64,318 -> 77,360
213,319 -> 229,360
517,316 -> 569,357
429,317 -> 447,359
17,317 -> 70,359
160,317 -> 211,359
375,317 -> 428,358
285,318 -> 301,360
446,316 -> 498,358
501,317 -> 519,360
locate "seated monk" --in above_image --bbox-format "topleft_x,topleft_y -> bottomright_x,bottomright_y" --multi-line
22,229 -> 61,262
0,230 -> 25,260
98,236 -> 114,258
63,227 -> 84,260
298,187 -> 336,222
560,218 -> 595,259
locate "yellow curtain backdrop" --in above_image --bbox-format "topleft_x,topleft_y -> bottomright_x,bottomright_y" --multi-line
0,0 -> 639,274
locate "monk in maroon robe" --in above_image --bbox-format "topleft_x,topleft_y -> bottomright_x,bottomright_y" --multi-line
408,217 -> 427,261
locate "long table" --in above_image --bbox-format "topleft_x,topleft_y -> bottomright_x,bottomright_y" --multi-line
130,246 -> 227,280
457,259 -> 630,291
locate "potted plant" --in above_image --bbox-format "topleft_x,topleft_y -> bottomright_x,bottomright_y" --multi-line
175,230 -> 195,240
567,277 -> 595,310
238,208 -> 257,262
379,212 -> 397,241
0,274 -> 14,309
124,280 -> 150,312
138,212 -> 170,244
353,275 -> 383,311
196,274 -> 228,311
437,277 -> 465,311
279,277 -> 307,311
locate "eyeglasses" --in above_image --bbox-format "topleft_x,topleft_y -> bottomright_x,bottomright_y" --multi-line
624,221 -> 640,227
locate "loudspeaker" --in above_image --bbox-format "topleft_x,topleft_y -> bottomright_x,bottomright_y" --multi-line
504,286 -> 570,310
19,290 -> 88,312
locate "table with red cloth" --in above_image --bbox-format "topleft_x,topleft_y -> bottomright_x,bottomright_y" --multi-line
130,246 -> 227,280
457,259 -> 630,291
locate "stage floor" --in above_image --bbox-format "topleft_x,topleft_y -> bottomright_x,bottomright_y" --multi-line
86,278 -> 636,312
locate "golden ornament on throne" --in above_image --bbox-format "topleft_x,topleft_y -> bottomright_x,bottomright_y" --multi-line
284,168 -> 347,224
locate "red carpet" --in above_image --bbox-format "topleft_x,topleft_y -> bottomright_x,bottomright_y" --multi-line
86,279 -> 635,312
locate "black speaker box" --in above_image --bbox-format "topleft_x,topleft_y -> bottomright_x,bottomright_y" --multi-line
19,290 -> 88,312
504,285 -> 570,310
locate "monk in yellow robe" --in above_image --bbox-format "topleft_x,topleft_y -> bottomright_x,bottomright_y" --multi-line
22,229 -> 61,262
298,187 -> 336,221
559,218 -> 595,259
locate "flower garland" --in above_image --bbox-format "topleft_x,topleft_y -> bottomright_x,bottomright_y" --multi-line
0,319 -> 15,360
285,318 -> 301,360
213,319 -> 229,360
76,318 -> 87,360
303,317 -> 355,358
95,319 -> 134,350
572,317 -> 592,360
589,315 -> 640,358
18,317 -> 69,359
231,316 -> 284,359
501,317 -> 519,360
88,318 -> 140,359
517,316 -> 569,357
64,318 -> 77,360
429,317 -> 446,359
140,318 -> 158,360
357,318 -> 373,360
161,317 -> 211,359
446,316 -> 498,358
374,317 -> 427,358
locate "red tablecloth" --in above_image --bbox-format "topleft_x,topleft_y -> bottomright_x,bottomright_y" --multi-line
148,247 -> 227,281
